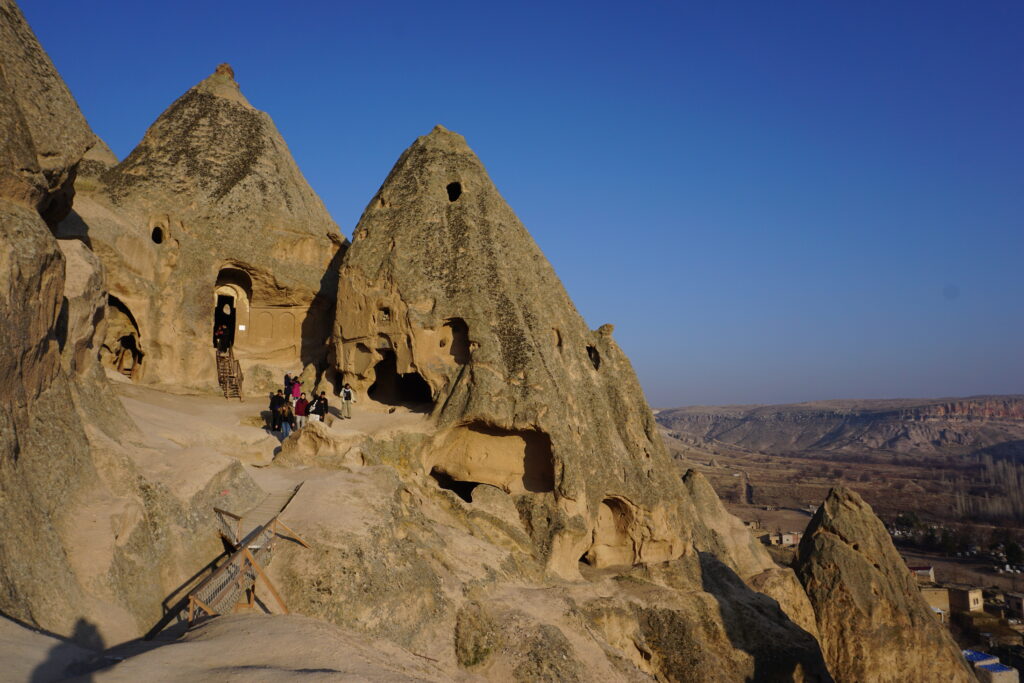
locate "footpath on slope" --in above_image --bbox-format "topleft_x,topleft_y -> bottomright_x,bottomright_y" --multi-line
112,382 -> 435,626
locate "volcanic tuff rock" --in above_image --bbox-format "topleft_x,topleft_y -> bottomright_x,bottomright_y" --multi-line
0,0 -> 93,222
794,487 -> 976,682
300,126 -> 837,679
265,426 -> 833,681
57,63 -> 345,392
335,125 -> 696,577
657,396 -> 1024,457
2,2 -> 982,678
0,1 -> 262,644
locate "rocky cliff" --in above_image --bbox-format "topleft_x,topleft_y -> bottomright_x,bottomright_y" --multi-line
657,396 -> 1024,457
0,0 -> 261,645
794,488 -> 976,682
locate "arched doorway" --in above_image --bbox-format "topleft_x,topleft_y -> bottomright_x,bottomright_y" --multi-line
213,267 -> 253,352
103,295 -> 144,380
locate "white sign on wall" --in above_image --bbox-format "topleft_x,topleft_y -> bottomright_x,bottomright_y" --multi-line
238,325 -> 246,331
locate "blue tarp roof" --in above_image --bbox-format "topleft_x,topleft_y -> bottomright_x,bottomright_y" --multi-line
964,650 -> 995,662
979,663 -> 1013,673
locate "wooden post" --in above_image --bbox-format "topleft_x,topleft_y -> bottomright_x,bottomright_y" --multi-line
243,548 -> 288,615
190,596 -> 218,622
272,519 -> 310,548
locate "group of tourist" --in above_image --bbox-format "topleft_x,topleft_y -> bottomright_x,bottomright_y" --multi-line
266,373 -> 358,438
268,373 -> 327,438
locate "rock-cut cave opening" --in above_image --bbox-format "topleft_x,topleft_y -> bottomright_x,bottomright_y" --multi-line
587,345 -> 601,370
446,182 -> 462,202
429,422 -> 555,501
151,226 -> 164,244
368,350 -> 433,409
444,317 -> 471,364
103,295 -> 144,380
430,468 -> 478,503
580,497 -> 636,568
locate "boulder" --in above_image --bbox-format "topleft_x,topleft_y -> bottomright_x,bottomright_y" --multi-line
794,487 -> 976,682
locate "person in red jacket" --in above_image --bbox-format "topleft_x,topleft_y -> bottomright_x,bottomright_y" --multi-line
294,393 -> 309,429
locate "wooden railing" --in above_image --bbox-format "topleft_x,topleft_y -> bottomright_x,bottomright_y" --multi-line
186,516 -> 306,622
144,486 -> 307,638
216,347 -> 243,400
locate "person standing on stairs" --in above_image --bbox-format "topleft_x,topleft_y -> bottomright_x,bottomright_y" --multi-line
341,383 -> 355,419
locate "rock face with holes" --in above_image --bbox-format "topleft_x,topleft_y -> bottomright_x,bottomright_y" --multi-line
794,488 -> 975,682
56,64 -> 345,393
334,126 -> 695,577
301,126 -> 838,679
0,1 -> 263,646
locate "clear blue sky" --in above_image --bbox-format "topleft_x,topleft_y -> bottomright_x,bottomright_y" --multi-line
24,1 -> 1024,407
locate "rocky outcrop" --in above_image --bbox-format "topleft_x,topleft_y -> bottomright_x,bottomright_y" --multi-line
794,487 -> 975,682
0,1 -> 262,645
256,125 -> 836,680
334,125 -> 693,577
684,470 -> 820,638
267,443 -> 833,681
57,64 -> 345,393
657,396 -> 1024,457
0,0 -> 94,224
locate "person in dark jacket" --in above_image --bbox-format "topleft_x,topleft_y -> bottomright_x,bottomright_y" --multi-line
269,390 -> 286,431
313,391 -> 329,422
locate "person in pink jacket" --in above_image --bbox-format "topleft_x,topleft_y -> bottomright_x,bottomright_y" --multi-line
290,376 -> 302,404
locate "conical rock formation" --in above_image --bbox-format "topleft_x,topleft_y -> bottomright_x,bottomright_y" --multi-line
794,487 -> 975,682
58,64 -> 344,391
0,1 -> 263,644
335,126 -> 689,575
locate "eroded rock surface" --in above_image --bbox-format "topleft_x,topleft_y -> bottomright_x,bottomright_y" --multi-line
0,1 -> 262,646
334,125 -> 694,577
794,487 -> 975,682
57,63 -> 344,393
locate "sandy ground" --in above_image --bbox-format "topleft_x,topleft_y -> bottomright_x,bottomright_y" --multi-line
0,382 -> 445,681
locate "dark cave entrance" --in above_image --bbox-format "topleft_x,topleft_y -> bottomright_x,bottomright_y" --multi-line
430,468 -> 478,503
367,350 -> 433,409
104,295 -> 144,380
213,294 -> 236,351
